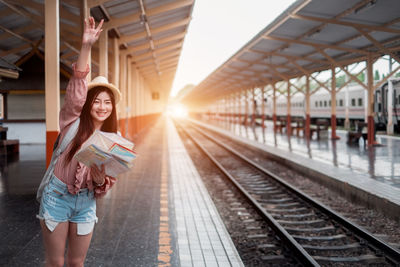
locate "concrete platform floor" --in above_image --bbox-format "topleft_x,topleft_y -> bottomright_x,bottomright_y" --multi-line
0,122 -> 165,266
0,117 -> 243,267
206,119 -> 400,189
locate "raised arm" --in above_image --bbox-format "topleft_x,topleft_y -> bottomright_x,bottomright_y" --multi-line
76,17 -> 104,72
59,17 -> 104,131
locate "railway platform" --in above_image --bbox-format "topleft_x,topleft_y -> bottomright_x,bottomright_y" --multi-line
0,116 -> 243,267
192,118 -> 400,221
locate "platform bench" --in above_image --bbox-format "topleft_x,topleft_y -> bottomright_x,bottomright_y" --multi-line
290,118 -> 305,137
347,122 -> 367,145
310,119 -> 329,139
0,126 -> 19,156
0,139 -> 19,156
274,118 -> 286,133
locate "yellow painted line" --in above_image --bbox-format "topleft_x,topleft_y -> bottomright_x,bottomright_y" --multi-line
158,130 -> 172,267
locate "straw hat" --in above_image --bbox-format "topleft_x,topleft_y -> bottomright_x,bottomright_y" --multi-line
88,76 -> 121,103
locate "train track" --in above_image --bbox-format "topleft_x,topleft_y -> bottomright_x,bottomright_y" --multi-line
175,120 -> 400,266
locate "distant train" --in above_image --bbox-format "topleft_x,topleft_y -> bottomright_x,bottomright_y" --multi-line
209,79 -> 400,133
261,79 -> 400,132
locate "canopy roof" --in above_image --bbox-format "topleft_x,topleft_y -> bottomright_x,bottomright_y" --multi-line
0,0 -> 194,93
182,0 -> 400,103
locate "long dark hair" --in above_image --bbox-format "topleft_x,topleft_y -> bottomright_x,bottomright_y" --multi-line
65,86 -> 118,164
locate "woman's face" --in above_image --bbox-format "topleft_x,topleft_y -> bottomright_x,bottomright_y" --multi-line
90,91 -> 113,124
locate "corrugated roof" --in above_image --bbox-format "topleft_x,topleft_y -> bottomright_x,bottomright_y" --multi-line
182,0 -> 400,103
0,0 -> 194,93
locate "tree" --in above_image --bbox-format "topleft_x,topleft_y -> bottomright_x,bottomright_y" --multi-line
374,70 -> 380,80
336,74 -> 346,87
357,72 -> 365,82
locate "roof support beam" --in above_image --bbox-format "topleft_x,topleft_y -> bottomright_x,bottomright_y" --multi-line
6,0 -> 80,24
104,0 -> 193,30
118,18 -> 190,45
227,66 -> 274,84
249,48 -> 328,65
139,56 -> 177,70
136,51 -> 180,66
137,0 -> 160,76
285,57 -> 335,94
61,50 -> 76,60
0,24 -> 37,42
293,11 -> 400,69
290,14 -> 400,35
264,35 -> 368,55
2,0 -> 80,36
133,42 -> 183,62
236,58 -> 296,73
121,32 -> 186,55
0,0 -> 81,49
316,47 -> 368,90
356,28 -> 400,90
0,24 -> 35,45
88,0 -> 109,8
357,28 -> 400,66
0,43 -> 31,57
142,63 -> 177,75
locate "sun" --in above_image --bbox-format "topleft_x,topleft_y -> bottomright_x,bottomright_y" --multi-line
167,103 -> 188,118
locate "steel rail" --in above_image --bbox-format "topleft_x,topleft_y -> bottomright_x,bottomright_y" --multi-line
187,121 -> 400,265
175,120 -> 319,266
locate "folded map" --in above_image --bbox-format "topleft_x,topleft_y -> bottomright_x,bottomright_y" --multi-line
74,130 -> 137,177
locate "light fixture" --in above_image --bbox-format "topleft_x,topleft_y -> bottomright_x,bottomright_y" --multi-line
140,13 -> 147,25
308,29 -> 321,38
354,0 -> 377,14
0,68 -> 19,79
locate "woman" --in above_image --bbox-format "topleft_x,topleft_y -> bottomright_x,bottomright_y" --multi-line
37,17 -> 121,267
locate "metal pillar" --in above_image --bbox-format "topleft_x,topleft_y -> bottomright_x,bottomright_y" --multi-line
238,91 -> 242,134
126,57 -> 132,136
305,75 -> 311,139
261,86 -> 265,129
118,55 -> 126,136
252,88 -> 256,126
244,89 -> 248,127
112,38 -> 119,87
273,83 -> 277,132
218,99 -> 221,126
364,62 -> 368,123
229,94 -> 233,131
344,66 -> 350,130
387,56 -> 394,134
99,29 -> 108,78
231,93 -> 235,131
224,97 -> 228,129
45,0 -> 60,166
286,81 -> 291,135
387,79 -> 394,135
344,67 -> 350,130
236,91 -> 239,125
367,54 -> 377,146
331,68 -> 340,139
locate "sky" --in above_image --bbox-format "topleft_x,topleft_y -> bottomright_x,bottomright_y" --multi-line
169,0 -> 297,97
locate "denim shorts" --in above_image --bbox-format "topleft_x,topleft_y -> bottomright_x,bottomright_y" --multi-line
37,174 -> 98,235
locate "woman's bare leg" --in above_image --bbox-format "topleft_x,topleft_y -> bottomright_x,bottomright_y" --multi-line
40,220 -> 69,267
66,222 -> 93,267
